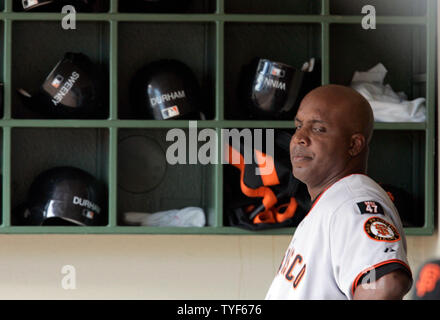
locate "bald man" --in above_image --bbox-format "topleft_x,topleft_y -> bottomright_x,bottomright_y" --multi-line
265,84 -> 412,300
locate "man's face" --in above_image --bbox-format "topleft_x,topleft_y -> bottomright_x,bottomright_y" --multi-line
290,95 -> 352,188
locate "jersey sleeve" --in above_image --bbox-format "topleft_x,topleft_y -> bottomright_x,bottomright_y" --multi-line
329,199 -> 412,299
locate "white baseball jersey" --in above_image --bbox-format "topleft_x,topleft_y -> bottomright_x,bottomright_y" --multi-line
265,173 -> 412,300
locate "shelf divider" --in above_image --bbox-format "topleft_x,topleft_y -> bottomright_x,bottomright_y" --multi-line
3,18 -> 11,120
321,22 -> 330,85
109,19 -> 118,121
217,0 -> 224,15
216,127 -> 223,227
424,0 -> 436,234
4,0 -> 11,13
215,20 -> 224,121
2,126 -> 11,227
108,126 -> 118,227
322,0 -> 329,15
110,0 -> 118,14
0,12 -> 429,25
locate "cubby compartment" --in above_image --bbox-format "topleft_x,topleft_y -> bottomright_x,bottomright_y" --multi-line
11,21 -> 110,119
10,128 -> 109,226
224,23 -> 321,120
117,22 -> 216,120
117,128 -> 217,227
13,0 -> 110,12
118,0 -> 215,13
0,129 -> 3,225
368,130 -> 425,228
0,21 -> 3,119
330,0 -> 427,16
330,24 -> 427,101
225,0 -> 320,15
222,127 -> 310,230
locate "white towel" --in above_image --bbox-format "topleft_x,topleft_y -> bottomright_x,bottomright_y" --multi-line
123,207 -> 206,227
350,63 -> 426,122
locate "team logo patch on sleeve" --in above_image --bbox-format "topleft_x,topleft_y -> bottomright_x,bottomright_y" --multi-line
364,216 -> 400,242
357,201 -> 384,215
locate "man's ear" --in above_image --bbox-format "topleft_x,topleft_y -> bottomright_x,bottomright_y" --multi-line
349,133 -> 366,157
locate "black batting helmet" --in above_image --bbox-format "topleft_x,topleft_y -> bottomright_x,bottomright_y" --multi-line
17,52 -> 106,119
130,59 -> 202,120
18,166 -> 107,226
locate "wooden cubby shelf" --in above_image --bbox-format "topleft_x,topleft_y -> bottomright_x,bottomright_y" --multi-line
0,0 -> 436,235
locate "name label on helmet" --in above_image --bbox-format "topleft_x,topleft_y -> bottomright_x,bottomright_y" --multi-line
150,90 -> 186,106
72,196 -> 101,214
51,71 -> 80,106
263,77 -> 286,91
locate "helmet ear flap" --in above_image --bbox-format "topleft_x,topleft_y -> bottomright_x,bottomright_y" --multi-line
12,203 -> 45,226
26,207 -> 45,226
17,89 -> 49,117
11,203 -> 29,225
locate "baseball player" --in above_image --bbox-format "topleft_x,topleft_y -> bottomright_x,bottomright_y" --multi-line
265,85 -> 412,300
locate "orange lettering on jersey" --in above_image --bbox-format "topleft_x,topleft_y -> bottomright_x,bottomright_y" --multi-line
416,263 -> 440,297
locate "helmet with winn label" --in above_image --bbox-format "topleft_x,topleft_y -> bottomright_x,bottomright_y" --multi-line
238,57 -> 320,120
19,166 -> 107,226
130,59 -> 202,120
17,52 -> 106,119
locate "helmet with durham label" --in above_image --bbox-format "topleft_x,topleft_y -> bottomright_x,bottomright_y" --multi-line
130,59 -> 202,120
18,166 -> 107,226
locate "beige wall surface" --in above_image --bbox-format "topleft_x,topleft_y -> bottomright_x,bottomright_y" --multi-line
0,229 -> 438,300
0,234 -> 290,300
